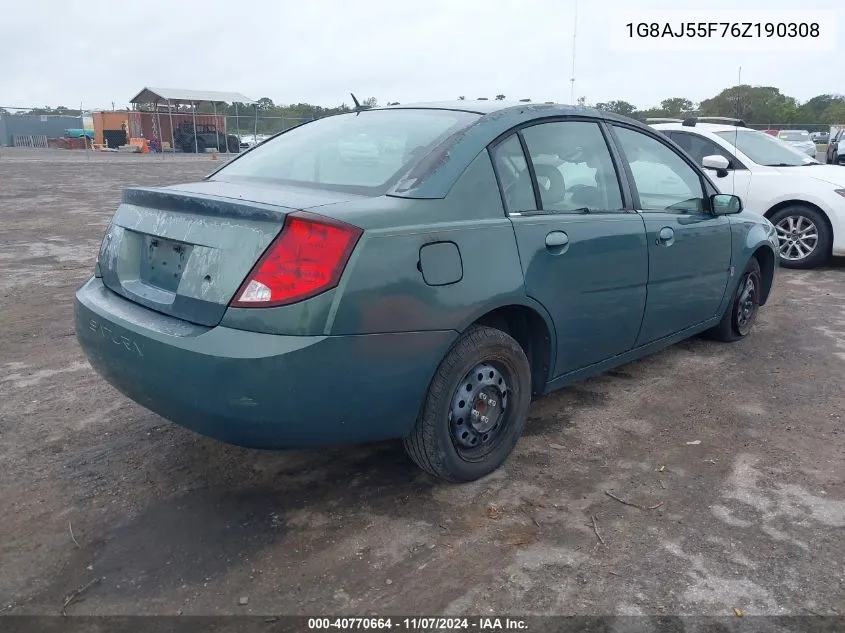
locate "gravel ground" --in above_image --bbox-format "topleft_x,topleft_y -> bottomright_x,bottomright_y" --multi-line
0,148 -> 843,618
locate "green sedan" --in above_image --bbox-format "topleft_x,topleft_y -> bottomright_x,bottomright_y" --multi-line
75,101 -> 779,482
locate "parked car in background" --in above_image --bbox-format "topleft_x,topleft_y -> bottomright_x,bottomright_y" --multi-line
238,133 -> 271,149
826,129 -> 845,165
762,129 -> 779,136
776,130 -> 818,157
652,118 -> 844,268
76,102 -> 778,482
811,131 -> 829,144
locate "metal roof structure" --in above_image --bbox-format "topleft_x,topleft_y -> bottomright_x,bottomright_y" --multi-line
129,87 -> 255,105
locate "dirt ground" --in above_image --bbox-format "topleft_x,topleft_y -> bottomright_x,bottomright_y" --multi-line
0,147 -> 843,618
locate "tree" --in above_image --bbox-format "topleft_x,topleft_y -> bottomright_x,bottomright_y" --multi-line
822,101 -> 845,124
576,97 -> 586,107
255,97 -> 275,111
660,97 -> 695,117
457,96 -> 466,100
698,86 -> 797,124
798,94 -> 845,123
362,97 -> 378,109
495,94 -> 506,100
595,100 -> 637,116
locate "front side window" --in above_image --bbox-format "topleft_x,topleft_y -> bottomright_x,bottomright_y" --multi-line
715,129 -> 812,167
613,126 -> 706,213
521,121 -> 624,213
212,109 -> 479,195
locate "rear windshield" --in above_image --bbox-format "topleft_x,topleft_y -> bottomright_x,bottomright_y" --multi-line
212,109 -> 479,195
778,131 -> 810,141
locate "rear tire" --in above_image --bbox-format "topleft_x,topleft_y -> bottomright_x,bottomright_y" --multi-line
227,136 -> 240,153
403,326 -> 532,482
768,205 -> 831,269
706,258 -> 762,342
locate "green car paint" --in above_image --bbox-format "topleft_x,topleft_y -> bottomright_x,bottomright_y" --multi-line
75,101 -> 778,452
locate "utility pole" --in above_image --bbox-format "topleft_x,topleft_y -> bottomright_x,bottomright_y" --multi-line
570,0 -> 578,104
738,66 -> 742,85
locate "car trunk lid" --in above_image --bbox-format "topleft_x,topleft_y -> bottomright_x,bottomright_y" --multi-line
98,184 -> 359,327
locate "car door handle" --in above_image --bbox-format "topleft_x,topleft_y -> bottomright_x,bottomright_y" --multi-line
656,227 -> 675,246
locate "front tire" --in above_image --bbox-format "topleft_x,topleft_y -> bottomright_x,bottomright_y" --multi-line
707,258 -> 762,342
768,205 -> 831,269
404,326 -> 532,482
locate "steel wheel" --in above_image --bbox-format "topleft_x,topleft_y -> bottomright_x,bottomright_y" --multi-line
404,325 -> 532,482
734,271 -> 759,336
449,362 -> 511,461
775,215 -> 819,262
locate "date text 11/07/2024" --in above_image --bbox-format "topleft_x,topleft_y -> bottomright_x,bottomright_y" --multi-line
307,617 -> 528,630
626,22 -> 819,38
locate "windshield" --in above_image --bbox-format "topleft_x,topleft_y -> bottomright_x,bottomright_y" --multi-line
778,130 -> 810,142
715,130 -> 812,166
213,109 -> 479,194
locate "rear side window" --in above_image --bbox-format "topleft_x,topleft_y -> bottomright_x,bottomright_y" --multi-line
613,126 -> 706,213
490,134 -> 536,213
521,121 -> 624,213
213,109 -> 479,195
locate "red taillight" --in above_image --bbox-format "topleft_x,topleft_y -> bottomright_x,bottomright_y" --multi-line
230,212 -> 362,308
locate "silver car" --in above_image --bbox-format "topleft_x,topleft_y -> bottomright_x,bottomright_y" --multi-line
777,130 -> 817,157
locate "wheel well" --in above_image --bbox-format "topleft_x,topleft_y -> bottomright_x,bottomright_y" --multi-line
763,200 -> 834,255
752,246 -> 776,306
473,305 -> 551,396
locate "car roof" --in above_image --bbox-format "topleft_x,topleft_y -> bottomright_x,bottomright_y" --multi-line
650,122 -> 756,134
378,100 -> 634,122
382,100 -> 527,114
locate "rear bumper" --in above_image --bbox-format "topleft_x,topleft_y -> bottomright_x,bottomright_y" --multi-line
75,277 -> 456,449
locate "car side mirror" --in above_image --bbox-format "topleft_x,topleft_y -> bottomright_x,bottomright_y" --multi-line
711,193 -> 743,215
702,154 -> 730,178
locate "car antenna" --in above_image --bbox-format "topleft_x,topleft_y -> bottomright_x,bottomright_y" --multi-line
350,93 -> 369,114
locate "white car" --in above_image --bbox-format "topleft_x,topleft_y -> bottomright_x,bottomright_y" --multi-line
775,129 -> 818,158
650,118 -> 844,268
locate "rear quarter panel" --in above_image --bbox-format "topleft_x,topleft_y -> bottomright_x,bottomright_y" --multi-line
326,151 -> 543,336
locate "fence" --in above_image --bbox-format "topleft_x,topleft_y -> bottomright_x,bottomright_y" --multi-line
0,107 -> 91,148
0,105 -> 327,157
225,114 -> 316,138
13,134 -> 48,148
747,123 -> 832,134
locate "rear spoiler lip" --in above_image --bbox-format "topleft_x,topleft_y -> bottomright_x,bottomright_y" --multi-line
122,186 -> 293,223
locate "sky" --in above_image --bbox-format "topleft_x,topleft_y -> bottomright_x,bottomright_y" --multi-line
1,0 -> 843,111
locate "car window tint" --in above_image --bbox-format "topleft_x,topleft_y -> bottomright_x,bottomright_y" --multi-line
213,109 -> 479,195
490,134 -> 537,213
613,126 -> 705,213
668,132 -> 734,167
521,121 -> 624,213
